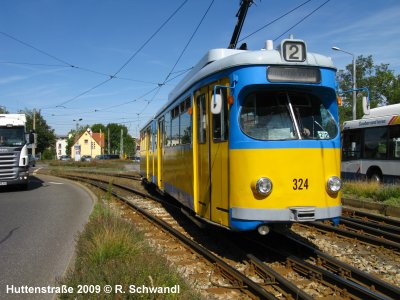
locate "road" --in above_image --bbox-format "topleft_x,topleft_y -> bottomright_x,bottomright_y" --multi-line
0,173 -> 93,299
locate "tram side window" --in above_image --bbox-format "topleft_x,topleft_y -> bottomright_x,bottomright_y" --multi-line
180,98 -> 192,144
165,111 -> 172,147
342,129 -> 362,160
159,119 -> 166,148
389,125 -> 400,159
197,94 -> 206,144
171,106 -> 180,146
212,88 -> 228,142
146,128 -> 151,151
364,127 -> 388,159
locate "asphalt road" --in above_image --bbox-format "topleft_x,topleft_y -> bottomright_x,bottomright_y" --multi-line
0,174 -> 93,299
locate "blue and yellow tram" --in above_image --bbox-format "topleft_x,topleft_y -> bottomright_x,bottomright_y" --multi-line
140,37 -> 342,234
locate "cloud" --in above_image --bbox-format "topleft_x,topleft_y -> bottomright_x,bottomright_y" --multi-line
0,75 -> 26,84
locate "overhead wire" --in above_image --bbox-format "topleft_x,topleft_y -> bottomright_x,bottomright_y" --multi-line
53,0 -> 189,108
162,0 -> 215,85
238,0 -> 313,42
96,0 -> 214,124
111,0 -> 189,77
273,0 -> 331,41
1,1 -> 189,109
0,37 -> 165,86
0,31 -> 72,67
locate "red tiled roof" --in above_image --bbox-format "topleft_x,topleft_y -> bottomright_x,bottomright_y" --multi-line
92,132 -> 105,148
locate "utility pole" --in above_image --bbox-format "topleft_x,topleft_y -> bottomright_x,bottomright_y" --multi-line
332,46 -> 357,119
32,109 -> 36,157
108,127 -> 110,154
120,128 -> 123,159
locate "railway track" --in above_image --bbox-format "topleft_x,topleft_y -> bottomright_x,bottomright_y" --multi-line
62,175 -> 281,299
298,209 -> 400,253
57,172 -> 400,299
342,208 -> 400,235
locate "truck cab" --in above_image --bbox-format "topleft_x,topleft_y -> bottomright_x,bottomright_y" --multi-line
0,114 -> 33,190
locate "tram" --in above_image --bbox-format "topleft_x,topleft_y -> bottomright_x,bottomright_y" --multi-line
140,37 -> 342,234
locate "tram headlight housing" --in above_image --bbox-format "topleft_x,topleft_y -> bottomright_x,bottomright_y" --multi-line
254,177 -> 273,196
327,176 -> 342,193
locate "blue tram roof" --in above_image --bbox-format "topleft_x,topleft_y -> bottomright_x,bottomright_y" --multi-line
168,39 -> 336,103
141,38 -> 336,132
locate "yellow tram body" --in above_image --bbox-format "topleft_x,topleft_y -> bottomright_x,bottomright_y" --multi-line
140,39 -> 342,232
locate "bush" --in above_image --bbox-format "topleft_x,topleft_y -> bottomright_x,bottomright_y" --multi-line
60,203 -> 199,299
343,181 -> 400,206
42,148 -> 54,160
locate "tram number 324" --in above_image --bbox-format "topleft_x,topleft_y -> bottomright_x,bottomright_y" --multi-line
293,178 -> 309,190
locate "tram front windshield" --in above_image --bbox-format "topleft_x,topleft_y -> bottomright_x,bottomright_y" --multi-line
239,91 -> 338,141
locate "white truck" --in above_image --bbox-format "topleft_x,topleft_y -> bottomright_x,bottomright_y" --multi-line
0,114 -> 34,190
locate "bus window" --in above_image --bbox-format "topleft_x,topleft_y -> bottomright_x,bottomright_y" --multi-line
364,127 -> 388,159
389,125 -> 400,159
342,129 -> 362,160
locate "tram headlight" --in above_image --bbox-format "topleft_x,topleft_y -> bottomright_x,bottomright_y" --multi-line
327,176 -> 342,193
254,177 -> 273,196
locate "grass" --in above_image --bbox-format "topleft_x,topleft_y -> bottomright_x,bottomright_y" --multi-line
59,200 -> 200,299
343,181 -> 400,207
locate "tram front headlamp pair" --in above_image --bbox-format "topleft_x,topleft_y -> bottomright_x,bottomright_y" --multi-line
253,177 -> 273,197
327,176 -> 342,193
252,176 -> 341,196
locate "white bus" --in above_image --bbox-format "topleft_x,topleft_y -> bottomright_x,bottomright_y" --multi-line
341,103 -> 400,183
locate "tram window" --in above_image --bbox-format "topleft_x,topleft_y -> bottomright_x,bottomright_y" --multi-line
342,129 -> 362,160
180,109 -> 192,144
389,125 -> 400,159
146,128 -> 151,151
197,94 -> 206,144
159,119 -> 166,148
290,94 -> 338,140
240,92 -> 295,140
239,91 -> 338,141
213,88 -> 228,142
165,111 -> 172,147
154,130 -> 157,150
171,114 -> 180,146
364,127 -> 388,159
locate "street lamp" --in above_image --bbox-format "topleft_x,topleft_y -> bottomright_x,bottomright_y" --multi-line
73,118 -> 82,132
332,46 -> 357,120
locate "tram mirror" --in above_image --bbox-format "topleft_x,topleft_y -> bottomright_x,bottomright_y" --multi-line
362,96 -> 370,115
211,92 -> 222,114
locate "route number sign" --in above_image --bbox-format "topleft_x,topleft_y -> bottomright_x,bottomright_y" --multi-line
282,41 -> 306,62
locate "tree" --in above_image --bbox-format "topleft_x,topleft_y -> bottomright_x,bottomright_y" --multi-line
105,123 -> 135,157
22,109 -> 56,158
336,55 -> 400,122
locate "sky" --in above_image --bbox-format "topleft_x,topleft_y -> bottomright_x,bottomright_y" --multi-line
1,0 -> 400,137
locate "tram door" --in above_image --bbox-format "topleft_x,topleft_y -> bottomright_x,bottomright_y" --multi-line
195,83 -> 229,226
195,87 -> 211,219
209,83 -> 229,226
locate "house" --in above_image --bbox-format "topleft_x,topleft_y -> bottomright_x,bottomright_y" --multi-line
55,135 -> 68,159
71,129 -> 105,161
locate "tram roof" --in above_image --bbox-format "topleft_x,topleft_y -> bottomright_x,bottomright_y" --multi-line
168,46 -> 336,103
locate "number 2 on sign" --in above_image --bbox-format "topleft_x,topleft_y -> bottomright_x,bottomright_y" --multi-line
293,178 -> 309,190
